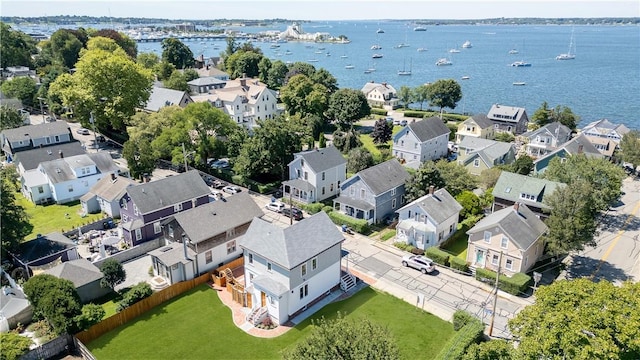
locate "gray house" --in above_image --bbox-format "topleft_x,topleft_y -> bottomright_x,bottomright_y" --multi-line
392,117 -> 450,169
241,211 -> 345,325
9,233 -> 79,275
486,104 -> 529,135
43,259 -> 111,303
80,174 -> 138,218
334,159 -> 409,224
492,171 -> 565,219
144,87 -> 193,112
187,76 -> 226,94
1,122 -> 73,159
13,141 -> 86,175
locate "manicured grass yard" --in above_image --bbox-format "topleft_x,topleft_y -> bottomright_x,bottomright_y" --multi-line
441,225 -> 470,260
88,285 -> 454,360
15,192 -> 105,240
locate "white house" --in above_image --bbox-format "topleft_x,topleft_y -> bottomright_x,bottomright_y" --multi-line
1,122 -> 73,159
519,122 -> 572,159
80,174 -> 138,218
240,212 -> 344,325
392,117 -> 450,169
283,146 -> 347,203
144,87 -> 193,112
395,186 -> 462,250
360,81 -> 399,110
580,118 -> 630,143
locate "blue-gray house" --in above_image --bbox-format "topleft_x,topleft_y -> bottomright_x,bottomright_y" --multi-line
333,159 -> 409,224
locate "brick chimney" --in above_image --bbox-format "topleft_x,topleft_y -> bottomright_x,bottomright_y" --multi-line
429,185 -> 435,195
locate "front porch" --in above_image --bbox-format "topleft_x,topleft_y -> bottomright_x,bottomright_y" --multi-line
282,179 -> 315,204
333,196 -> 375,224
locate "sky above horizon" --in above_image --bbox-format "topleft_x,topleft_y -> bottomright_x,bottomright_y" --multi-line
2,1 -> 639,21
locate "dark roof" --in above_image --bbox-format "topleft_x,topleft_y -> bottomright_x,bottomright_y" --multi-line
126,170 -> 210,214
13,233 -> 76,264
397,188 -> 462,224
487,104 -> 527,124
174,192 -> 264,244
2,122 -> 71,142
87,175 -> 138,202
408,117 -> 451,142
240,212 -> 344,269
291,146 -> 346,173
43,259 -> 103,288
356,158 -> 409,195
14,141 -> 85,171
467,114 -> 494,128
522,122 -> 572,142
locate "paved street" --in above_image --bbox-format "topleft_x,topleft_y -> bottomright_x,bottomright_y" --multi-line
562,177 -> 640,284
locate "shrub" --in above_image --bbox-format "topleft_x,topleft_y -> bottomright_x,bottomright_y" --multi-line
475,267 -> 498,286
75,303 -> 106,331
370,108 -> 387,116
380,230 -> 396,241
404,110 -> 427,118
116,282 -> 153,312
450,256 -> 470,273
426,247 -> 451,267
434,317 -> 485,360
327,211 -> 370,234
474,268 -> 531,296
410,247 -> 425,255
321,205 -> 334,214
394,241 -> 411,251
304,202 -> 324,214
452,310 -> 476,331
0,332 -> 33,360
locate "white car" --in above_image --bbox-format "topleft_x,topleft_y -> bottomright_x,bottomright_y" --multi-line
76,128 -> 90,135
266,201 -> 285,213
222,185 -> 240,194
393,119 -> 408,126
402,255 -> 436,274
209,159 -> 230,169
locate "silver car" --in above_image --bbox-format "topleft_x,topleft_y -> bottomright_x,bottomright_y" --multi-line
402,255 -> 436,274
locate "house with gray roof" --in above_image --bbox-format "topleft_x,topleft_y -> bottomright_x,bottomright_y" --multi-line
21,152 -> 123,205
334,158 -> 409,224
80,174 -> 138,218
9,233 -> 79,273
13,141 -> 86,175
0,270 -> 33,332
187,76 -> 226,94
392,117 -> 450,169
395,186 -> 463,250
580,118 -> 630,143
119,170 -> 212,246
240,211 -> 344,325
149,192 -> 264,285
144,87 -> 193,112
360,81 -> 399,110
283,146 -> 347,203
455,114 -> 496,143
1,122 -> 73,158
457,137 -> 516,176
43,259 -> 110,303
519,122 -> 572,159
466,203 -> 548,275
493,171 -> 565,219
533,133 -> 603,174
486,104 -> 529,135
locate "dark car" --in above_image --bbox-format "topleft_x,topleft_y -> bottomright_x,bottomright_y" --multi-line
281,207 -> 303,220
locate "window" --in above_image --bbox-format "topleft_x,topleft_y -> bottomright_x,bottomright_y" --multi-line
300,159 -> 304,167
304,171 -> 308,180
135,228 -> 141,241
248,253 -> 253,264
168,224 -> 174,238
227,240 -> 236,254
134,205 -> 139,216
299,284 -> 309,299
301,263 -> 307,276
174,203 -> 183,212
330,183 -> 334,192
269,295 -> 275,305
392,198 -> 397,209
505,259 -> 513,271
153,222 -> 161,234
391,188 -> 396,196
267,262 -> 272,272
483,231 -> 491,243
438,231 -> 444,241
501,237 -> 508,249
414,142 -> 418,149
473,159 -> 480,167
37,186 -> 44,194
322,187 -> 325,195
205,251 -> 213,264
55,135 -> 60,142
296,169 -> 300,178
524,256 -> 528,268
68,185 -> 73,192
401,140 -> 404,146
312,257 -> 317,270
322,172 -> 325,181
122,200 -> 127,210
449,224 -> 454,233
360,189 -> 365,199
492,254 -> 499,265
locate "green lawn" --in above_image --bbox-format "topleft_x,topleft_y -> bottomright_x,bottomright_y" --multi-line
88,285 -> 454,360
358,125 -> 403,162
441,225 -> 470,260
15,192 -> 105,240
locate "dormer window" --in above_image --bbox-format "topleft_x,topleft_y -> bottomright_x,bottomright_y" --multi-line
300,159 -> 304,167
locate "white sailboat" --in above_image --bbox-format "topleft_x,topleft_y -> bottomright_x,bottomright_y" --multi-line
556,29 -> 576,60
397,58 -> 412,75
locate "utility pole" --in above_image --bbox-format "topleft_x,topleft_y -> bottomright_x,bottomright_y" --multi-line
182,143 -> 189,172
488,250 -> 503,337
288,184 -> 293,225
37,97 -> 46,122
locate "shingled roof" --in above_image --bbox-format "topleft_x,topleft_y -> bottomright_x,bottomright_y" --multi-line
14,141 -> 85,171
126,170 -> 210,214
2,122 -> 71,142
43,259 -> 104,288
355,158 -> 409,195
407,117 -> 450,142
291,146 -> 346,173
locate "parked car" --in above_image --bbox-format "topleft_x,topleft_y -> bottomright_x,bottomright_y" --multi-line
76,128 -> 90,135
212,180 -> 227,189
209,159 -> 230,169
393,119 -> 408,126
96,134 -> 106,142
282,207 -> 303,221
266,201 -> 285,213
402,255 -> 436,274
222,185 -> 241,194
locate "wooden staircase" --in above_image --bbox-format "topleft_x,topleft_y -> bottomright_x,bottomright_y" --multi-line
340,273 -> 356,292
246,306 -> 267,325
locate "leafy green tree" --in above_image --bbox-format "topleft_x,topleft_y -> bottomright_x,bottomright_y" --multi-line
47,29 -> 83,68
283,313 -> 400,360
0,22 -> 36,68
1,167 -> 32,257
178,101 -> 237,163
49,46 -> 152,131
99,258 -> 126,290
347,147 -> 375,173
413,84 -> 430,110
327,88 -> 371,130
435,159 -> 477,197
0,332 -> 33,360
462,340 -> 514,360
279,74 -> 329,117
531,101 -> 552,127
509,155 -> 533,175
23,275 -> 82,335
83,36 -> 121,53
426,79 -> 462,113
224,125 -> 249,160
620,130 -> 640,169
332,129 -> 362,154
531,102 -> 579,130
509,279 -> 640,360
224,36 -> 238,58
0,105 -> 25,130
137,52 -> 160,69
456,191 -> 482,219
1,77 -> 37,109
183,68 -> 200,82
224,50 -> 263,79
371,118 -> 393,145
494,132 -> 515,143
285,62 -> 317,82
479,167 -> 502,190
265,60 -> 289,90
161,38 -> 194,69
258,56 -> 272,84
405,161 -> 446,202
92,29 -> 137,58
122,137 -> 157,180
163,70 -> 189,91
398,85 -> 413,108
74,303 -> 105,331
311,68 -> 339,94
35,64 -> 68,113
153,60 -> 176,81
318,132 -> 327,148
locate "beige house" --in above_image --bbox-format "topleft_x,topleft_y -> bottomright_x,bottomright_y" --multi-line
456,114 -> 495,143
361,81 -> 399,110
466,203 -> 548,276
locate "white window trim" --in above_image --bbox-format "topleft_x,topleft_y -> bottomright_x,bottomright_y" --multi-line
301,263 -> 307,277
483,231 -> 491,243
153,221 -> 161,234
312,257 -> 317,270
501,237 -> 508,249
505,259 -> 514,271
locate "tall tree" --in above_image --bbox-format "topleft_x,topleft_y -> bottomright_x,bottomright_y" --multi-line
23,274 -> 82,335
509,279 -> 640,360
332,129 -> 362,154
1,77 -> 37,109
531,101 -> 552,127
532,102 -> 579,130
0,22 -> 36,68
279,74 -> 329,117
413,84 -> 430,110
92,29 -> 137,58
99,259 -> 126,290
620,130 -> 640,169
435,159 -> 477,197
153,60 -> 176,81
265,60 -> 289,90
0,167 -> 33,257
426,79 -> 462,113
122,137 -> 157,180
137,52 -> 160,69
0,105 -> 25,130
258,56 -> 272,84
509,155 -> 534,175
327,88 -> 371,130
371,118 -> 393,144
398,85 -> 413,108
224,50 -> 263,79
163,70 -> 189,91
47,29 -> 84,68
311,68 -> 339,94
405,161 -> 446,202
161,38 -> 194,69
347,147 -> 375,173
462,340 -> 514,360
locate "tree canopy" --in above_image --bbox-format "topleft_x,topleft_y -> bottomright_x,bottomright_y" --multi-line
371,118 -> 393,145
507,155 -> 534,175
620,130 -> 640,169
332,129 -> 362,154
0,167 -> 32,257
531,101 -> 580,130
100,258 -> 126,289
279,74 -> 329,118
1,77 -> 38,109
0,105 -> 25,130
347,147 -> 375,173
23,274 -> 82,335
405,161 -> 446,202
509,279 -> 640,360
327,88 -> 371,130
161,38 -> 194,69
426,79 -> 462,113
224,50 -> 264,79
0,22 -> 36,68
434,160 -> 478,197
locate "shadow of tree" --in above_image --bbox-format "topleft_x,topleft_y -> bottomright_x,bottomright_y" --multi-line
564,255 -> 630,283
598,213 -> 640,233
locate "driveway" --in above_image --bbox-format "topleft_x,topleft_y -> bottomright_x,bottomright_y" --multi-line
115,255 -> 153,292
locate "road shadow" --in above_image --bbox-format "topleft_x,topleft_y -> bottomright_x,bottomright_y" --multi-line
564,255 -> 630,283
598,212 -> 640,232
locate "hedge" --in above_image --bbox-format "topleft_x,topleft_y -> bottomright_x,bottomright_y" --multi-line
434,318 -> 485,360
449,256 -> 469,273
452,310 -> 476,331
475,268 -> 532,296
370,108 -> 388,116
305,203 -> 325,214
322,205 -> 334,213
426,247 -> 451,267
327,211 -> 370,234
404,110 -> 428,118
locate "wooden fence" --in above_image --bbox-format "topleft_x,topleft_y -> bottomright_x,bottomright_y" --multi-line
214,256 -> 244,275
75,272 -> 210,344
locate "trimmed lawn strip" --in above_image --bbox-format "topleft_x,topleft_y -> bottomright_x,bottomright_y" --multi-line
88,285 -> 454,360
441,226 -> 470,260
